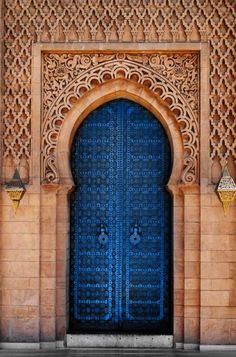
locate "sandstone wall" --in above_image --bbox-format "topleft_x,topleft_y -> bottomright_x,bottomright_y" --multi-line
0,0 -> 235,348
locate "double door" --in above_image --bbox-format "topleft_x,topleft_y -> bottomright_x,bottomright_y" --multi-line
70,99 -> 172,333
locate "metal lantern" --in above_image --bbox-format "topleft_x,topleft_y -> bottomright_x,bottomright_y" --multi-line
217,166 -> 236,214
5,169 -> 26,213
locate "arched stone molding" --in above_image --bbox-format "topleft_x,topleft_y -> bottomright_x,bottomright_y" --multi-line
56,79 -> 184,189
42,52 -> 199,185
37,48 -> 202,347
47,78 -> 199,345
3,1 -> 235,185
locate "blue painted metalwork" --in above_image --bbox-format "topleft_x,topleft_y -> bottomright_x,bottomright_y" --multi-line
70,99 -> 172,333
98,224 -> 109,246
130,224 -> 141,246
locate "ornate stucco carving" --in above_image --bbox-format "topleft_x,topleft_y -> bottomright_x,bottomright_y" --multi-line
42,52 -> 199,184
2,1 -> 236,183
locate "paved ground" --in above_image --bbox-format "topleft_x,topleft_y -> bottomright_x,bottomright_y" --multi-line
0,349 -> 236,357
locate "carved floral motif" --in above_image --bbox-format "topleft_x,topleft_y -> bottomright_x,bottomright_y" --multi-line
42,52 -> 199,184
2,1 -> 236,183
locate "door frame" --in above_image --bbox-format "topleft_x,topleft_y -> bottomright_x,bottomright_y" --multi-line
32,42 -> 209,347
54,79 -> 199,346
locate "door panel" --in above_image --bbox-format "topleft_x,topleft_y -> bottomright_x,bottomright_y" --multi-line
70,104 -> 116,331
70,99 -> 172,333
122,105 -> 171,332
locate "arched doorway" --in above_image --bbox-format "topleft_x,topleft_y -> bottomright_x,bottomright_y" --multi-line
69,98 -> 172,334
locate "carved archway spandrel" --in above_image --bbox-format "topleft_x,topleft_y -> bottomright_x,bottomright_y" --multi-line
42,52 -> 200,185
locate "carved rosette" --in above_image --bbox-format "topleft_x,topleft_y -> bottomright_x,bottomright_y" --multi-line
42,52 -> 199,184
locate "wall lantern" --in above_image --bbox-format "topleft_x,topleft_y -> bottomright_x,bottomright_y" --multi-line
216,166 -> 236,214
5,169 -> 26,213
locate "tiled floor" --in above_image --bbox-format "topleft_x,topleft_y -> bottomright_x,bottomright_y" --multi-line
0,349 -> 236,357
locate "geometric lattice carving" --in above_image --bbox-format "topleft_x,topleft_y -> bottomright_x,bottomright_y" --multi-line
42,53 -> 199,184
3,1 -> 236,183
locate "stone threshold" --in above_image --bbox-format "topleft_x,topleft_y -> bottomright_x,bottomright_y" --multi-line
66,334 -> 173,348
0,341 -> 63,350
200,345 -> 236,351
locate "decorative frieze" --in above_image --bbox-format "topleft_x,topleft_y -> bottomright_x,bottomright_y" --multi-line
2,1 -> 236,183
42,52 -> 199,184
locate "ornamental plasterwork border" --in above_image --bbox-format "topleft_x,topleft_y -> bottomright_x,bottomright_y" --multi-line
40,47 -> 200,185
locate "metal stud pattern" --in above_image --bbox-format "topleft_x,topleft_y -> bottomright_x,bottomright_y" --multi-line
70,99 -> 172,333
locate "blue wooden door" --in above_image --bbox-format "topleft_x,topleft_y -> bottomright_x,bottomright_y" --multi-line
70,99 -> 172,333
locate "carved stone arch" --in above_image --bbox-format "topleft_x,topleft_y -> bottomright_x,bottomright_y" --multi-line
54,78 -> 190,344
56,78 -> 184,188
42,53 -> 199,185
38,49 -> 201,345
